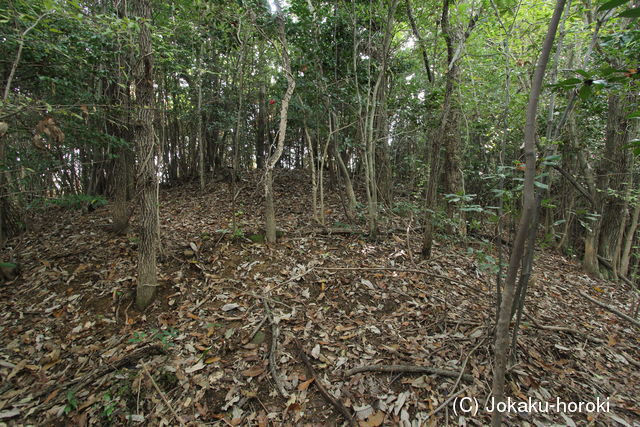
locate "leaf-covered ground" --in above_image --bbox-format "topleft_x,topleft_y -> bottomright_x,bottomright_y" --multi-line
1,171 -> 638,426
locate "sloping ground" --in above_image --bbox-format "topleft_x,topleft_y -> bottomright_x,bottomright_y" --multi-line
1,172 -> 638,426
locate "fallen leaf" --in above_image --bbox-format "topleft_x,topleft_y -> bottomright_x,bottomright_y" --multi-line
241,366 -> 264,377
298,378 -> 314,391
360,410 -> 385,427
311,344 -> 321,359
185,361 -> 206,373
222,303 -> 239,312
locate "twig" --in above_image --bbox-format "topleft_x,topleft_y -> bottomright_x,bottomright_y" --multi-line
141,361 -> 185,426
579,291 -> 640,329
425,385 -> 470,420
449,338 -> 485,394
405,216 -> 416,267
345,364 -> 473,382
243,316 -> 268,345
292,337 -> 356,426
263,300 -> 289,397
316,266 -> 483,294
523,312 -> 604,344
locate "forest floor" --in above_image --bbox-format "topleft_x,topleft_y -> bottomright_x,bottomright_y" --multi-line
0,171 -> 639,426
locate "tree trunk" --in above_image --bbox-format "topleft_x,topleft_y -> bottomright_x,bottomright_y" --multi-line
491,1 -> 565,425
441,62 -> 465,235
303,124 -> 319,223
620,203 -> 640,278
197,45 -> 205,191
264,0 -> 295,243
133,0 -> 159,310
256,83 -> 267,169
422,0 -> 478,256
597,95 -> 634,278
333,136 -> 357,220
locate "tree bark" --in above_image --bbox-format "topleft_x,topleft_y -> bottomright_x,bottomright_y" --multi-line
264,0 -> 295,243
197,44 -> 205,191
596,95 -> 634,278
491,1 -> 565,425
620,202 -> 639,277
256,82 -> 267,169
422,0 -> 478,256
133,0 -> 159,310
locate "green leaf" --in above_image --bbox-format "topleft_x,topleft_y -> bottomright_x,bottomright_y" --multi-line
618,7 -> 640,17
626,110 -> 640,119
579,84 -> 593,100
598,0 -> 629,11
575,69 -> 591,78
534,181 -> 549,190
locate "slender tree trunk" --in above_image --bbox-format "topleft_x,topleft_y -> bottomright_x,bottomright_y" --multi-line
264,0 -> 295,243
620,203 -> 640,277
360,0 -> 398,238
422,0 -> 478,256
303,124 -> 319,223
491,1 -> 565,425
256,82 -> 267,169
133,0 -> 159,309
232,38 -> 246,231
333,136 -> 357,220
197,45 -> 205,191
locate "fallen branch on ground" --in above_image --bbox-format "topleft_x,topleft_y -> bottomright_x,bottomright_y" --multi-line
142,361 -> 185,426
579,291 -> 640,329
243,315 -> 268,345
263,300 -> 289,398
292,337 -> 356,426
425,385 -> 470,420
523,312 -> 605,344
449,338 -> 485,393
345,364 -> 473,382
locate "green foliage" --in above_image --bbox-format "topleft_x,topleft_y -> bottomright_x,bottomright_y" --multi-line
467,247 -> 499,275
233,228 -> 246,239
391,201 -> 421,217
101,393 -> 117,419
129,328 -> 178,349
64,390 -> 78,414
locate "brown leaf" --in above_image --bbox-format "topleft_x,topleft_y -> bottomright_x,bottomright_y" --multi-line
298,377 -> 314,391
43,389 -> 60,404
241,366 -> 264,377
360,411 -> 385,427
